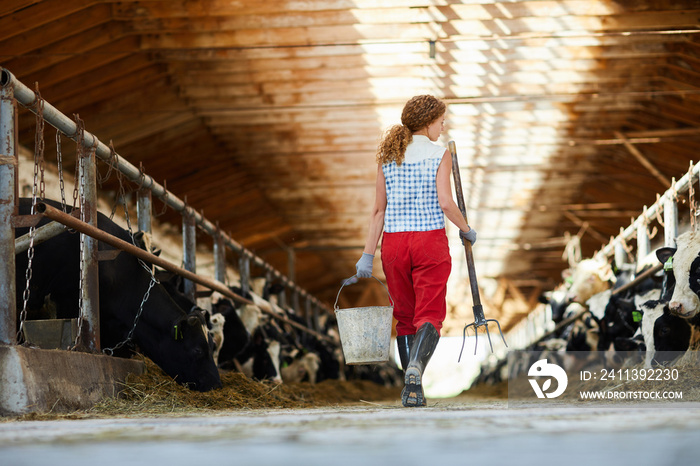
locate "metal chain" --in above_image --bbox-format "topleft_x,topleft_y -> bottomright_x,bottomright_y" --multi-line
96,140 -> 116,188
688,163 -> 697,232
102,261 -> 159,356
81,140 -> 156,354
56,129 -> 69,213
654,193 -> 665,228
155,180 -> 169,217
18,86 -> 46,342
71,115 -> 87,350
71,115 -> 82,212
34,84 -> 46,200
618,231 -> 635,263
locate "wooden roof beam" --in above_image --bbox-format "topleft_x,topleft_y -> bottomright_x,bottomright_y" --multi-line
0,4 -> 113,57
7,36 -> 140,90
110,0 -> 700,19
130,8 -> 700,35
0,0 -> 93,43
616,130 -> 673,190
561,212 -> 609,245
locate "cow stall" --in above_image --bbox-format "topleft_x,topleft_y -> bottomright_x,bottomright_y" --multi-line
0,68 -> 339,415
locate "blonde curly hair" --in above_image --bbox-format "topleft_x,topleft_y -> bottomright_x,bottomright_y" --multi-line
376,95 -> 446,166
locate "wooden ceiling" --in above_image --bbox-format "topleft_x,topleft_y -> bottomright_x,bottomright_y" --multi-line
3,0 -> 700,334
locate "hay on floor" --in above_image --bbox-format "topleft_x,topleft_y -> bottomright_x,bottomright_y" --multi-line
10,355 -> 401,421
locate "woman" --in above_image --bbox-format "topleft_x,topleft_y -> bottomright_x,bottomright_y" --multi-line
355,95 -> 476,407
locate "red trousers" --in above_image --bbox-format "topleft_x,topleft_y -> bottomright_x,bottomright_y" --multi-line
381,228 -> 451,337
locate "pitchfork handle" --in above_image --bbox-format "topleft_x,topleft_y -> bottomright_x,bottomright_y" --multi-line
448,140 -> 482,308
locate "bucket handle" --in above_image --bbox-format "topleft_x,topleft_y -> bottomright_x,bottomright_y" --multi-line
334,274 -> 395,311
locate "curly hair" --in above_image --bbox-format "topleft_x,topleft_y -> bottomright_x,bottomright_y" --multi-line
376,95 -> 446,166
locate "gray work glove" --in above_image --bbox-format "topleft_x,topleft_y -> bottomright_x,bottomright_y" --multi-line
459,228 -> 477,246
355,253 -> 374,278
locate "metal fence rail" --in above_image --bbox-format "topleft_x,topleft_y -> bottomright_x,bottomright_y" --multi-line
0,67 -> 331,348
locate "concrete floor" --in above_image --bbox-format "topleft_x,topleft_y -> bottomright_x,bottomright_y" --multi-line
1,398 -> 699,466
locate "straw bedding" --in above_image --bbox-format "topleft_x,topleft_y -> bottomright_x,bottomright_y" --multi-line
7,355 -> 401,421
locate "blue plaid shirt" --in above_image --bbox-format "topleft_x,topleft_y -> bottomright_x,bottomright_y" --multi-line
383,135 -> 446,233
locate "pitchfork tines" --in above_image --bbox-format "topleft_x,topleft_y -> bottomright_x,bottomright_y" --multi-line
458,304 -> 508,362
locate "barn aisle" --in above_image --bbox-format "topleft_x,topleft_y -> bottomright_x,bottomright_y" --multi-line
2,400 -> 699,466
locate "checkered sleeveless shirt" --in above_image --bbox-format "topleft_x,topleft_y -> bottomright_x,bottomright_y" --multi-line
383,135 -> 446,233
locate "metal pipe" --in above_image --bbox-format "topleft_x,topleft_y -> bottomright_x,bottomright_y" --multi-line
636,216 -> 650,265
36,203 -> 334,343
78,141 -> 100,351
15,220 -> 66,254
38,202 -> 251,305
664,191 -> 678,248
137,189 -> 152,235
239,254 -> 250,297
0,71 -> 17,345
213,234 -> 226,284
611,263 -> 663,297
0,67 -> 328,313
182,211 -> 196,303
614,239 -> 626,270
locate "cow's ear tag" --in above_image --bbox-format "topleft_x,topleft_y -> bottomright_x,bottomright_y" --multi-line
565,276 -> 574,285
173,324 -> 183,340
664,257 -> 673,271
632,310 -> 642,323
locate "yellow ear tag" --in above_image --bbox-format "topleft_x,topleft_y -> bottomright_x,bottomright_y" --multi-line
664,257 -> 673,272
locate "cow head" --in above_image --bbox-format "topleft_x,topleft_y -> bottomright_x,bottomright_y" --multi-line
566,312 -> 600,352
136,286 -> 222,392
661,231 -> 700,318
641,299 -> 691,367
565,259 -> 614,304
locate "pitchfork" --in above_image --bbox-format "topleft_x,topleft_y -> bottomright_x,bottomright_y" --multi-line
448,140 -> 508,361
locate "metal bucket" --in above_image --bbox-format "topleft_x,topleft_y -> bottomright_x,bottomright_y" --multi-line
334,275 -> 394,365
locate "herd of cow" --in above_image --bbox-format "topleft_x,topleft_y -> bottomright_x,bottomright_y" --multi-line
18,197 -> 700,392
478,227 -> 700,384
475,227 -> 700,384
14,198 -> 402,392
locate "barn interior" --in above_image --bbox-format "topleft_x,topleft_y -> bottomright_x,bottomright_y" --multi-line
3,0 -> 700,339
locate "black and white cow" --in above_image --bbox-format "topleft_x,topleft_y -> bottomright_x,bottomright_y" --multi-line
210,289 -> 286,383
611,247 -> 695,367
595,262 -> 665,353
641,299 -> 692,366
211,296 -> 251,369
663,231 -> 700,319
15,198 -> 221,391
235,320 -> 284,383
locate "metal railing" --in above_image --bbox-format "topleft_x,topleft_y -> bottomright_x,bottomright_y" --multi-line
0,67 -> 332,349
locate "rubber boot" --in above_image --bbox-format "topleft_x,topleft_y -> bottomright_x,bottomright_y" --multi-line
397,334 -> 414,404
397,334 -> 414,371
402,323 -> 439,407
